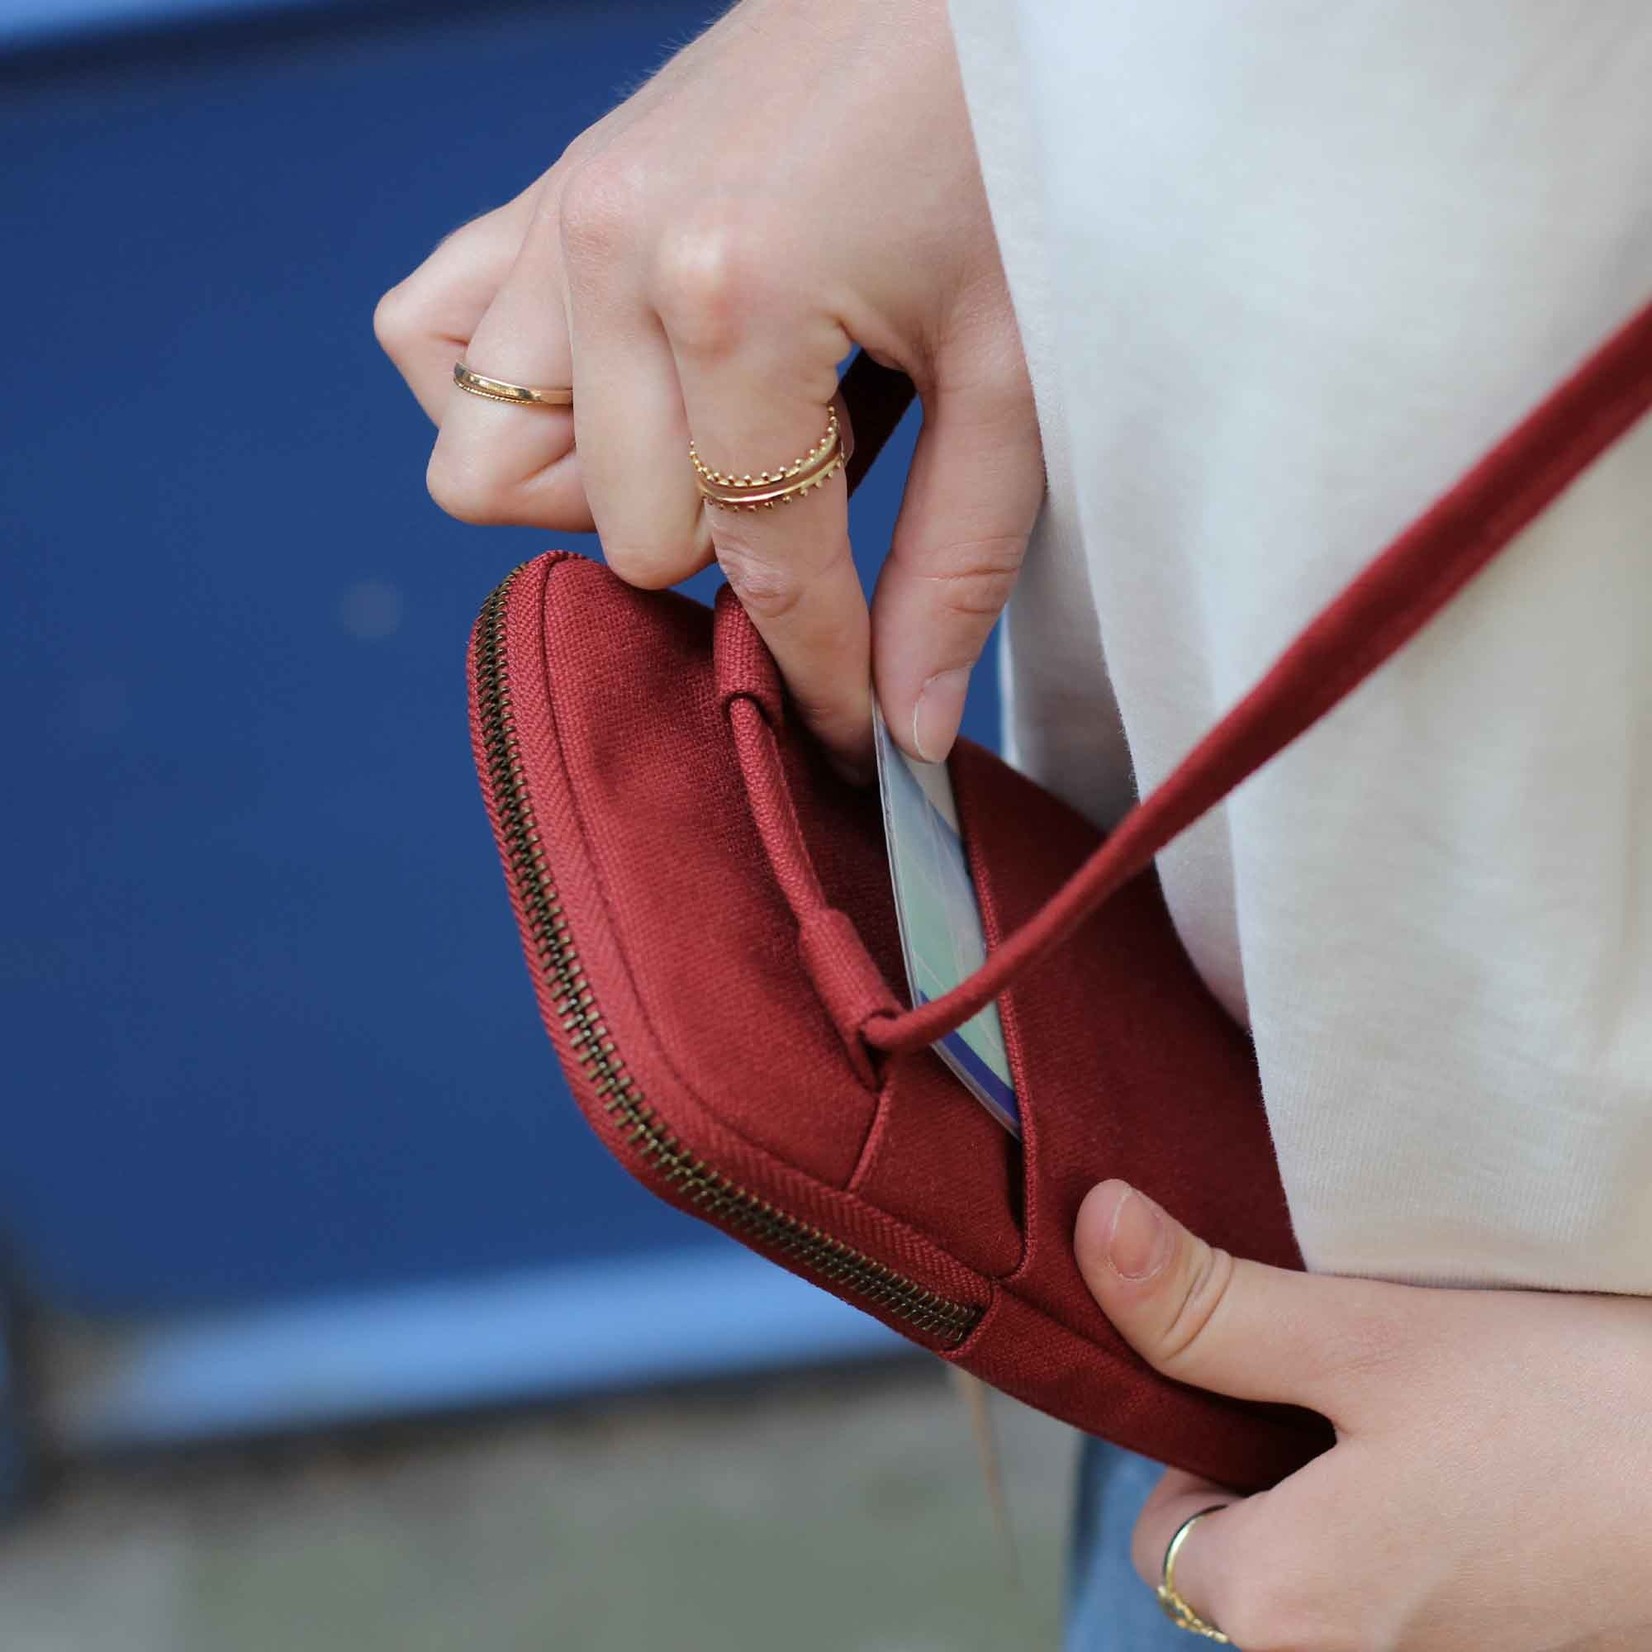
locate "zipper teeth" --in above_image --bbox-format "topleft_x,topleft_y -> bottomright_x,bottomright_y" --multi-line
474,568 -> 982,1349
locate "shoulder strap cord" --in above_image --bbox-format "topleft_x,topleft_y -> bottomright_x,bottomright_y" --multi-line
837,304 -> 1652,1056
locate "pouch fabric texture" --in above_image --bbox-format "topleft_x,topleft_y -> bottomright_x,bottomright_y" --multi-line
469,304 -> 1652,1492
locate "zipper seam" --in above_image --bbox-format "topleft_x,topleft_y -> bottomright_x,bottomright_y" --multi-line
473,564 -> 984,1349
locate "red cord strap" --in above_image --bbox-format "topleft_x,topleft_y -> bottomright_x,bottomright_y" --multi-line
851,299 -> 1652,1056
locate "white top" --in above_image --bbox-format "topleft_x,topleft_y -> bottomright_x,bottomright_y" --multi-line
946,0 -> 1652,1292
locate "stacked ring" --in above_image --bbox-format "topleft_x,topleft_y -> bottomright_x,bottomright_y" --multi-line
690,407 -> 851,510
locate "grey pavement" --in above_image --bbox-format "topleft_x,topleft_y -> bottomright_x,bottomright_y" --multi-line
0,1361 -> 1074,1651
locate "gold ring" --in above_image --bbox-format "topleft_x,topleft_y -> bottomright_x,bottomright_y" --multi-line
453,362 -> 573,408
690,406 -> 851,510
1157,1506 -> 1232,1642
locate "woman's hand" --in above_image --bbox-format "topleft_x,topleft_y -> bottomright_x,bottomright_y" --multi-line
1076,1180 -> 1652,1651
374,0 -> 1041,778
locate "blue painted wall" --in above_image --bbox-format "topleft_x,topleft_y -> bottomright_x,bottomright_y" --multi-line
0,0 -> 996,1324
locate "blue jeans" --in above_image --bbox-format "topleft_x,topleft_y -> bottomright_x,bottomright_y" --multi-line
1066,1440 -> 1223,1651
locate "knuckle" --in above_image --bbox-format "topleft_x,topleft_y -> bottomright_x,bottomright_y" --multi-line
425,449 -> 514,527
372,280 -> 422,355
653,214 -> 769,356
1156,1242 -> 1235,1373
714,531 -> 807,623
553,128 -> 603,178
937,313 -> 1035,409
910,534 -> 1026,622
973,344 -> 1037,415
601,539 -> 688,590
557,159 -> 643,265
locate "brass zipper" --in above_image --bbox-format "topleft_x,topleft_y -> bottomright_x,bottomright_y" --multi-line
473,567 -> 983,1349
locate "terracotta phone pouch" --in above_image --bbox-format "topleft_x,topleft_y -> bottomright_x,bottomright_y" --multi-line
469,304 -> 1652,1491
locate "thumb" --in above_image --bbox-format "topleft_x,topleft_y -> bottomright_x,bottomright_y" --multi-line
870,365 -> 1043,763
1075,1180 -> 1405,1427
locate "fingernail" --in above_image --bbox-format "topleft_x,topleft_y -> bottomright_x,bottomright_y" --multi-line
1106,1186 -> 1173,1281
911,667 -> 970,763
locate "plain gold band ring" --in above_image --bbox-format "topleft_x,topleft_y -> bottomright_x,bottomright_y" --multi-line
452,362 -> 574,408
1156,1506 -> 1232,1643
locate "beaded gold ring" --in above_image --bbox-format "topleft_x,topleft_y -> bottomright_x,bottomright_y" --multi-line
690,407 -> 852,510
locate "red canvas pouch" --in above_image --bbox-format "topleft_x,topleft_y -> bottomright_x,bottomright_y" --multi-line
469,302 -> 1652,1492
